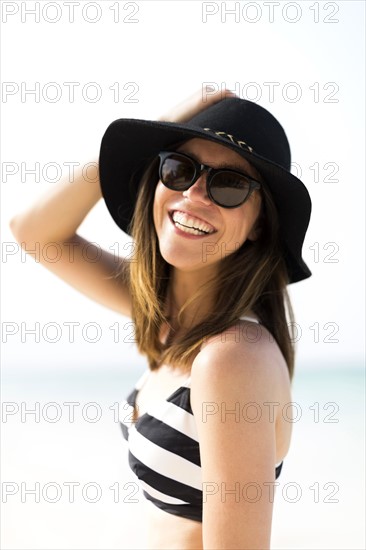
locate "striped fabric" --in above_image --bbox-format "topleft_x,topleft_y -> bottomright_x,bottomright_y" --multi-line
120,374 -> 203,520
119,317 -> 284,522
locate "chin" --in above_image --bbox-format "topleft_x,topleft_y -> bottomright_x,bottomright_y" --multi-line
159,243 -> 219,274
159,248 -> 199,271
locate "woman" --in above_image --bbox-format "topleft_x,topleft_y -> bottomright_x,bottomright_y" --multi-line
10,89 -> 312,549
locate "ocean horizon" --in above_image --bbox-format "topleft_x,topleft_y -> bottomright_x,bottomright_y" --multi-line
1,363 -> 365,549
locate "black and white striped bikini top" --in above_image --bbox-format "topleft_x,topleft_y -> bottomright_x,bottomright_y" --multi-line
119,316 -> 284,522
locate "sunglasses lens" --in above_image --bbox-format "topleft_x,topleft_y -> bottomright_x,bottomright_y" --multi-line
210,172 -> 251,207
160,154 -> 195,190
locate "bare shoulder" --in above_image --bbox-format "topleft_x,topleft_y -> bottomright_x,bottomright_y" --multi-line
190,322 -> 291,546
190,320 -> 293,463
192,320 -> 290,404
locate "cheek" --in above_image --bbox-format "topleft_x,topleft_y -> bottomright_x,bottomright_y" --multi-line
152,186 -> 160,230
153,182 -> 174,232
153,183 -> 165,227
225,198 -> 262,240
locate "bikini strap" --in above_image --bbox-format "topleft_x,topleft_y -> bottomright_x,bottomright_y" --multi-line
135,369 -> 150,390
239,315 -> 260,324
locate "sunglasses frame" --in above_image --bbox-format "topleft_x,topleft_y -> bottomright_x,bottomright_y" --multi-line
158,150 -> 262,208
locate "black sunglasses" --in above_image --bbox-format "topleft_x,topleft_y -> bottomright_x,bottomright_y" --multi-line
157,150 -> 262,208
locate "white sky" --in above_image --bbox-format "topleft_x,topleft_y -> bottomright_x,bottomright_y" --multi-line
1,0 -> 365,371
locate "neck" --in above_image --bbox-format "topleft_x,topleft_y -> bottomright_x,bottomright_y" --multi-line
166,265 -> 218,329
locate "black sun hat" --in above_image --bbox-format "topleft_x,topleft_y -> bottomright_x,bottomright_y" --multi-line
99,97 -> 312,284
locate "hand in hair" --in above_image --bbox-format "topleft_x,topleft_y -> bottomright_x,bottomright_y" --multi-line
157,86 -> 237,123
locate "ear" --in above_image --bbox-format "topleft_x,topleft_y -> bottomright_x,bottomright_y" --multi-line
247,220 -> 262,242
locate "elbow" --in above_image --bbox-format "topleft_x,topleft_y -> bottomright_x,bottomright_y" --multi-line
9,214 -> 24,242
9,213 -> 33,244
9,213 -> 38,247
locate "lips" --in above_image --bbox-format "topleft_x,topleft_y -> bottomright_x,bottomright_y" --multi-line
170,210 -> 217,235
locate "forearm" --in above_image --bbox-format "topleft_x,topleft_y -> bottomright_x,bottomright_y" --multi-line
10,162 -> 102,243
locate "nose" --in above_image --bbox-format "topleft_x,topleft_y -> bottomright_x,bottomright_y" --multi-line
182,172 -> 211,206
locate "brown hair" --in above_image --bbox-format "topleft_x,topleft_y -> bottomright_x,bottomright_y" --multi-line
118,155 -> 296,381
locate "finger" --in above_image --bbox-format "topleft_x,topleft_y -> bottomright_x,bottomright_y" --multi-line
157,87 -> 238,123
201,86 -> 238,104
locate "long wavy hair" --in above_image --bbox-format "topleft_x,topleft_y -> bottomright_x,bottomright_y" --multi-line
118,151 -> 296,381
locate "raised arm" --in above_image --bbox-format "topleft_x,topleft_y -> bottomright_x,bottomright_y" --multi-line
157,86 -> 237,122
9,162 -> 132,316
9,88 -> 236,316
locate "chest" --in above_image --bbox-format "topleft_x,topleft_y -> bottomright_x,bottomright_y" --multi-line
117,365 -> 203,521
134,364 -> 192,421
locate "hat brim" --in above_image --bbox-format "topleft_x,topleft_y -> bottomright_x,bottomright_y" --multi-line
99,118 -> 312,284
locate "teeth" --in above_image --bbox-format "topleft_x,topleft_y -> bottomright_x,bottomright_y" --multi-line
172,211 -> 214,235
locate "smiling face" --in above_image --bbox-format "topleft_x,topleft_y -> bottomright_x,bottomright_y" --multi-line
152,138 -> 263,275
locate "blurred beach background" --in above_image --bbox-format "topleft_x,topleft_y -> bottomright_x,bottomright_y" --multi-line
1,362 -> 365,549
1,1 -> 365,548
